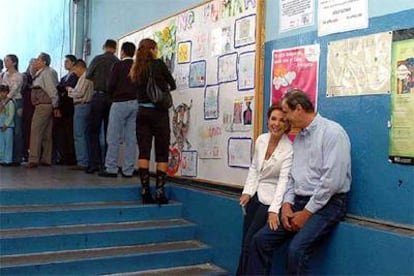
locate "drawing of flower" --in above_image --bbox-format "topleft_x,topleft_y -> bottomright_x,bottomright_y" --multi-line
154,23 -> 177,72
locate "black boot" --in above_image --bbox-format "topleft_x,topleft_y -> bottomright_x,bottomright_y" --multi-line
155,170 -> 169,205
139,168 -> 154,204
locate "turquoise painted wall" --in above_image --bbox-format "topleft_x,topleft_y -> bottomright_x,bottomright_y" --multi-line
265,0 -> 414,41
263,8 -> 414,226
0,0 -> 71,76
87,0 -> 201,62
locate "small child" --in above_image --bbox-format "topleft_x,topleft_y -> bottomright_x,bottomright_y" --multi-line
0,84 -> 15,165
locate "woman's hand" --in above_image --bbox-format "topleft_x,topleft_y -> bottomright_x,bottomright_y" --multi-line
239,194 -> 251,206
281,203 -> 294,231
268,212 -> 279,230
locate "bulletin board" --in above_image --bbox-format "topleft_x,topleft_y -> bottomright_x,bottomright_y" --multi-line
118,0 -> 265,187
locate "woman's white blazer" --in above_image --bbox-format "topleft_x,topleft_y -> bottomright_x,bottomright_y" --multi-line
242,133 -> 293,213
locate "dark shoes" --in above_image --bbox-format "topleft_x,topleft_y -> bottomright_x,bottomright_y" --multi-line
85,166 -> 100,174
71,165 -> 88,171
98,171 -> 118,177
155,189 -> 169,205
141,188 -> 155,204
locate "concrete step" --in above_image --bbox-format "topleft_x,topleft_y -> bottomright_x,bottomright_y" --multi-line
106,263 -> 228,275
1,219 -> 196,255
0,240 -> 212,275
0,201 -> 183,228
0,186 -> 143,205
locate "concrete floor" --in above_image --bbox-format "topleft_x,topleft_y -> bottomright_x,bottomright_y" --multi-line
0,165 -> 139,190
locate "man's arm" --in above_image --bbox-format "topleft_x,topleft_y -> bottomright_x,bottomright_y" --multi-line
305,127 -> 351,213
85,57 -> 98,80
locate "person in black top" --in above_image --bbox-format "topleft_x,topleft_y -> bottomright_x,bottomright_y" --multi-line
129,38 -> 176,204
85,39 -> 119,174
54,54 -> 78,165
99,42 -> 137,178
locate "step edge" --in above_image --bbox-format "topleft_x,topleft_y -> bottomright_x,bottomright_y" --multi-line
0,241 -> 211,268
0,219 -> 196,238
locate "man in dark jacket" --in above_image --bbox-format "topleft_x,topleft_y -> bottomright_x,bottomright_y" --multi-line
85,39 -> 119,173
54,54 -> 78,165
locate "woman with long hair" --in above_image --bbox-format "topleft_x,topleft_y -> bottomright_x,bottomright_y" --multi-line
236,102 -> 293,275
129,38 -> 176,204
0,54 -> 24,165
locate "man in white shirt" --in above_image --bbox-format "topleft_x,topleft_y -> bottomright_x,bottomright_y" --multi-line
67,59 -> 94,170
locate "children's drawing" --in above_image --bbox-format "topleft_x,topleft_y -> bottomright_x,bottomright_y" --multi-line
172,100 -> 193,151
222,0 -> 245,18
189,60 -> 206,87
210,26 -> 233,56
178,11 -> 195,32
167,147 -> 181,176
243,95 -> 254,125
218,52 -> 238,83
193,31 -> 208,59
181,150 -> 198,177
223,96 -> 253,132
174,64 -> 190,90
153,22 -> 177,72
228,137 -> 252,168
244,0 -> 256,10
234,14 -> 256,48
177,41 -> 192,64
238,51 -> 255,90
198,124 -> 223,159
211,28 -> 224,56
204,85 -> 219,120
203,0 -> 221,22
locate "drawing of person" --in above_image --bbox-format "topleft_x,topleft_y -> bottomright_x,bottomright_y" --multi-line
233,101 -> 242,124
243,100 -> 252,125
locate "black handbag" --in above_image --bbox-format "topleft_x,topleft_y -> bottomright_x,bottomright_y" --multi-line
146,67 -> 173,110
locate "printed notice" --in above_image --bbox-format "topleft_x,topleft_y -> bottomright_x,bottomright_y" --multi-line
279,0 -> 314,33
389,34 -> 414,165
326,32 -> 392,96
318,0 -> 368,36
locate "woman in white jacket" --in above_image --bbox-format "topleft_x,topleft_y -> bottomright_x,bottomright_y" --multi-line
237,102 -> 293,275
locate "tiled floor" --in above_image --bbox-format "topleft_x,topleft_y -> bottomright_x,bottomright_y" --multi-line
0,165 -> 139,190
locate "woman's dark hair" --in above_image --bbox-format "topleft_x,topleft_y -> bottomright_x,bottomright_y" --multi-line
282,89 -> 314,112
5,54 -> 19,71
129,38 -> 157,83
267,101 -> 291,134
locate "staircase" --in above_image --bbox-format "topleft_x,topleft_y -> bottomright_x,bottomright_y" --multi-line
0,186 -> 227,275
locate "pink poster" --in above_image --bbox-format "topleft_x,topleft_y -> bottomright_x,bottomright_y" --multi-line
271,44 -> 320,109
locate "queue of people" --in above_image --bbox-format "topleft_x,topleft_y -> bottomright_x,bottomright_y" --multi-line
0,38 -> 176,205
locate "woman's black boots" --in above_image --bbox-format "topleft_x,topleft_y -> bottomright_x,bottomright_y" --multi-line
139,168 -> 154,204
155,170 -> 169,205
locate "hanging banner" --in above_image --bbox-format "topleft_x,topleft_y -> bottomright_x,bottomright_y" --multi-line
318,0 -> 368,36
389,29 -> 414,165
271,44 -> 320,108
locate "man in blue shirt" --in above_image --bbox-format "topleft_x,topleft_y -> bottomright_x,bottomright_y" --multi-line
247,89 -> 351,275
